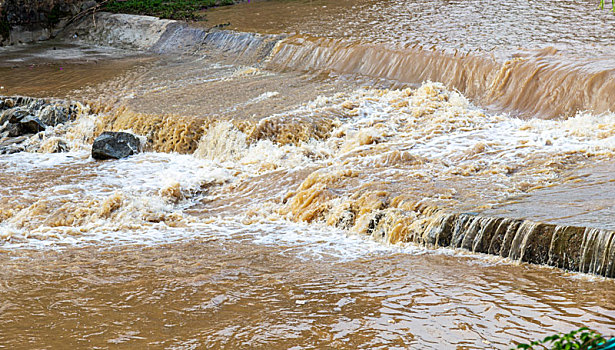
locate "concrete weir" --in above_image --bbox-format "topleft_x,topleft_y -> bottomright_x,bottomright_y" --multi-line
1,11 -> 613,279
422,213 -> 615,278
63,11 -> 284,57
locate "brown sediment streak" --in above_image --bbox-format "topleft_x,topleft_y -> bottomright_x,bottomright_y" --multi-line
245,114 -> 339,146
92,106 -> 210,154
91,107 -> 340,155
266,34 -> 615,119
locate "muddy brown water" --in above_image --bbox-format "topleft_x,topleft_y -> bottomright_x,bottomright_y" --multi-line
0,42 -> 148,98
1,0 -> 615,348
1,234 -> 614,349
206,0 -> 615,119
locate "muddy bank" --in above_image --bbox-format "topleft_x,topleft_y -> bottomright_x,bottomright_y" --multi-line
0,0 -> 98,45
0,0 -> 250,46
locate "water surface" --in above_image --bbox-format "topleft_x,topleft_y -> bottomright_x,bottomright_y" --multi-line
1,1 -> 615,348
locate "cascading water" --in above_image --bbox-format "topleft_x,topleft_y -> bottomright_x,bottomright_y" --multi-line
266,35 -> 615,119
1,1 -> 615,348
2,78 -> 613,275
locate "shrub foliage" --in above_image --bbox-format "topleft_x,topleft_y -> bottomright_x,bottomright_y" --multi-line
103,0 -> 235,20
513,327 -> 614,350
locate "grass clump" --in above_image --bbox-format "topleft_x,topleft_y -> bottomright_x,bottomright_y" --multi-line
600,0 -> 615,12
104,0 -> 235,20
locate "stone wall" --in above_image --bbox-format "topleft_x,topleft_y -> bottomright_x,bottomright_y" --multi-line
0,0 -> 97,45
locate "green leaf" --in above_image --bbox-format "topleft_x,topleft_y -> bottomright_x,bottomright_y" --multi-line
545,335 -> 561,342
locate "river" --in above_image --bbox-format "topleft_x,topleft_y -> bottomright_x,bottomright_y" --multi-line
0,0 -> 614,348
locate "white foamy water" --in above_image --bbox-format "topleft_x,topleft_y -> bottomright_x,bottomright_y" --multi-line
0,151 -> 231,247
2,82 -> 615,251
0,147 -> 403,259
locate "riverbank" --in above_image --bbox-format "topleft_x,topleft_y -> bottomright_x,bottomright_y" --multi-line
0,0 -> 249,45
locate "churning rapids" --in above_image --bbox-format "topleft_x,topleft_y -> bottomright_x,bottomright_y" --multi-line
1,0 -> 614,348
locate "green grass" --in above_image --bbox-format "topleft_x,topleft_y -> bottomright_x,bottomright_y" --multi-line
600,0 -> 615,11
103,0 -> 235,20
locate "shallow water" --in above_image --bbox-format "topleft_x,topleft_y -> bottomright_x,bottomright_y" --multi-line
206,0 -> 615,57
1,222 -> 614,349
1,0 -> 615,347
207,0 -> 615,118
486,162 -> 615,231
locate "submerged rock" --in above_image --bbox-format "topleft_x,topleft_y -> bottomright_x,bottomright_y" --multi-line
1,109 -> 47,137
17,115 -> 46,134
38,105 -> 74,126
4,123 -> 23,137
92,131 -> 141,160
0,96 -> 82,152
2,98 -> 15,109
0,135 -> 28,154
39,137 -> 69,153
0,96 -> 79,127
5,109 -> 30,123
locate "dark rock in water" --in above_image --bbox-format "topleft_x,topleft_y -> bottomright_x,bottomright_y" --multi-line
0,144 -> 25,154
92,131 -> 141,160
6,109 -> 30,123
39,105 -> 72,126
0,135 -> 28,146
1,96 -> 79,127
0,96 -> 82,154
5,123 -> 24,137
3,114 -> 46,137
18,115 -> 46,134
15,96 -> 39,108
0,135 -> 27,154
0,135 -> 28,151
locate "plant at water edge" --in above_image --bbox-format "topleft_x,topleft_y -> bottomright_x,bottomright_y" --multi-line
512,327 -> 615,350
599,0 -> 615,12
